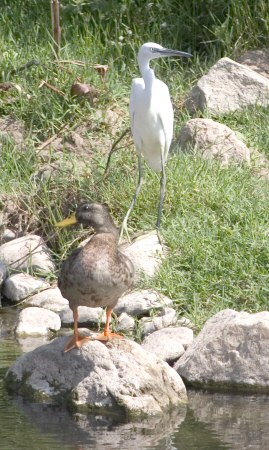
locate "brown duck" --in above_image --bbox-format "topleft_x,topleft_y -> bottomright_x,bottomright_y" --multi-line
56,202 -> 134,352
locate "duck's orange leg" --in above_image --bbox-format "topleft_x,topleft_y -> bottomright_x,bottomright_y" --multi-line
64,307 -> 91,352
93,307 -> 124,342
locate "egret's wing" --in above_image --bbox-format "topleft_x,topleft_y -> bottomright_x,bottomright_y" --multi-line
129,80 -> 136,131
154,80 -> 174,159
129,78 -> 144,152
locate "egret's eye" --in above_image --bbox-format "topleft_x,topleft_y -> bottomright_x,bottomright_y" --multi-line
150,47 -> 154,52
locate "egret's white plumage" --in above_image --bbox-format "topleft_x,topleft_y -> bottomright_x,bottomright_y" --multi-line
130,43 -> 175,172
121,42 -> 192,237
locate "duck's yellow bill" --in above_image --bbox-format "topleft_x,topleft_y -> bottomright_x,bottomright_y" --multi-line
55,213 -> 78,228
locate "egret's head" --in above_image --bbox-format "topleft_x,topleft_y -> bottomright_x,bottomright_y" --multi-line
138,42 -> 192,63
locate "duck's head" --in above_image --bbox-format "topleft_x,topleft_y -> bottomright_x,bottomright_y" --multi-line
56,202 -> 117,234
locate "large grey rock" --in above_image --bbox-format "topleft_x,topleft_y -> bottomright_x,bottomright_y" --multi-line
5,338 -> 187,416
15,306 -> 61,336
26,287 -> 68,313
120,231 -> 164,283
114,290 -> 172,317
141,307 -> 178,337
142,327 -> 193,363
186,57 -> 269,114
60,305 -> 106,326
2,273 -> 49,302
178,118 -> 250,166
0,235 -> 55,274
176,309 -> 269,391
237,48 -> 269,79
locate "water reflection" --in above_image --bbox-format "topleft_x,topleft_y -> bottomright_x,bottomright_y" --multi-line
17,335 -> 50,353
188,390 -> 269,450
1,308 -> 269,450
11,397 -> 187,450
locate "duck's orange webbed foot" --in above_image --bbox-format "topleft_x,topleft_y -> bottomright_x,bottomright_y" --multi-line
64,334 -> 92,352
92,331 -> 124,342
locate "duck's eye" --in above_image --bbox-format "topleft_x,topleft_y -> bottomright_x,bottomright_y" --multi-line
83,204 -> 91,211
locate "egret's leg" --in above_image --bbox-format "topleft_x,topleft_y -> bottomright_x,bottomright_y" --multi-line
120,154 -> 143,242
156,148 -> 166,230
103,128 -> 130,178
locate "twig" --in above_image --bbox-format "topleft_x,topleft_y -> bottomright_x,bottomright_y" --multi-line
38,79 -> 65,97
57,64 -> 73,75
51,0 -> 61,55
53,60 -> 85,66
104,128 -> 131,178
52,63 -> 80,77
36,124 -> 69,152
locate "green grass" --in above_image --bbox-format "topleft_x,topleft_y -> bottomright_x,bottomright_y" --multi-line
1,0 -> 269,330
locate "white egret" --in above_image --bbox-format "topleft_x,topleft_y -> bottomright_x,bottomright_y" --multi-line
121,42 -> 192,238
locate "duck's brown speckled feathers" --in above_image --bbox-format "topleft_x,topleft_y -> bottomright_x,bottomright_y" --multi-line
56,202 -> 134,352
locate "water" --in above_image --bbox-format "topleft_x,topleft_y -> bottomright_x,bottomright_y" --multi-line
1,307 -> 269,450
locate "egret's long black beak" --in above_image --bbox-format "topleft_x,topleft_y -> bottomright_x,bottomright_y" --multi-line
154,48 -> 192,58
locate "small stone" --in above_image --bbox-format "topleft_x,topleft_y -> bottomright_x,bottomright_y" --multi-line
1,228 -> 16,243
15,307 -> 61,336
26,287 -> 68,313
142,327 -> 194,363
178,118 -> 250,166
117,312 -> 135,332
120,231 -> 164,283
70,83 -> 99,102
141,307 -> 178,337
114,290 -> 172,317
60,306 -> 106,326
0,234 -> 55,274
2,273 -> 50,302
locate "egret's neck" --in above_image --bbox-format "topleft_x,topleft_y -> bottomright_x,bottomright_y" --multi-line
139,60 -> 155,93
